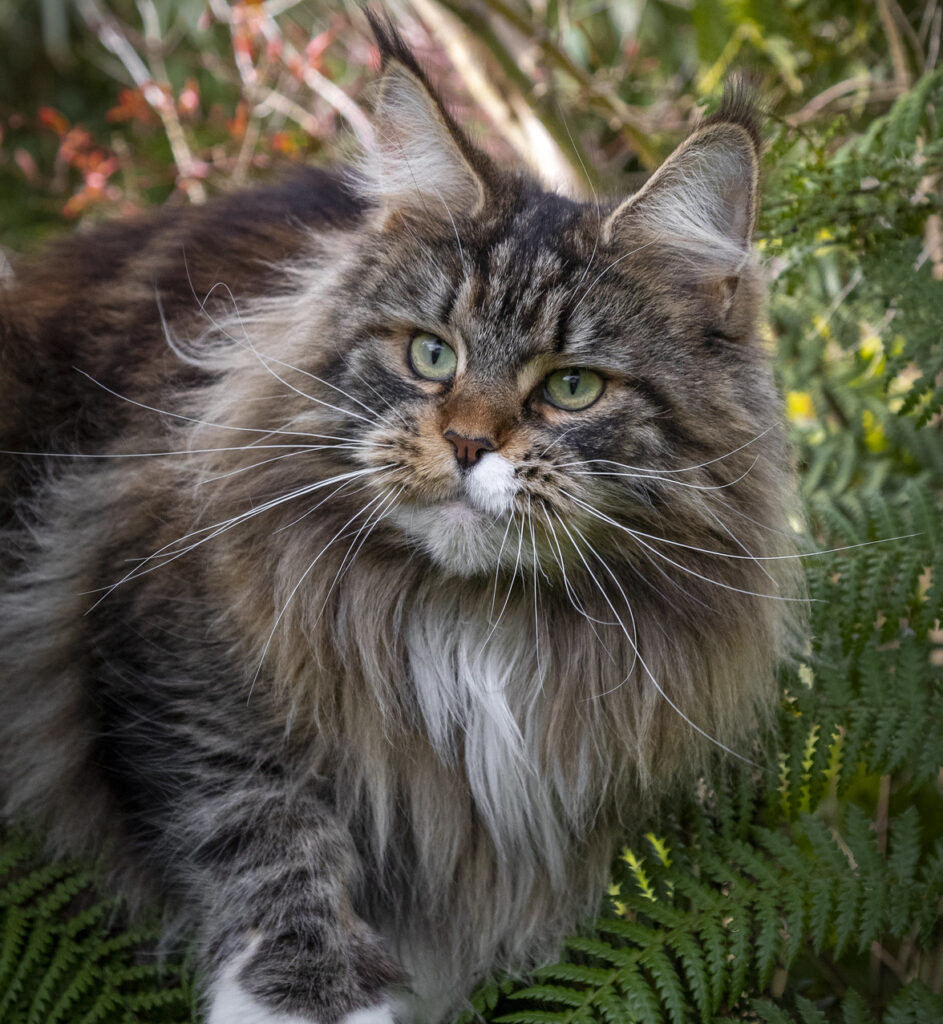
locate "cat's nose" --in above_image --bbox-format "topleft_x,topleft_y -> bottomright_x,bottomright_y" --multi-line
444,430 -> 495,470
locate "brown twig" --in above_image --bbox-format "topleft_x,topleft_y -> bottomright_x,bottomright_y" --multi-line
76,0 -> 206,202
255,86 -> 321,136
207,0 -> 374,150
916,172 -> 943,281
137,0 -> 208,200
877,0 -> 914,88
787,77 -> 905,125
299,63 -> 375,150
926,6 -> 942,74
787,76 -> 872,124
436,0 -> 657,167
887,0 -> 927,70
412,0 -> 585,193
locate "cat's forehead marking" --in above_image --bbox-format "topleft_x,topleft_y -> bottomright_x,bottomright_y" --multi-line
450,196 -> 590,367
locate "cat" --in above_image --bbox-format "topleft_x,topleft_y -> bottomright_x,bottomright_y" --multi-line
0,13 -> 802,1024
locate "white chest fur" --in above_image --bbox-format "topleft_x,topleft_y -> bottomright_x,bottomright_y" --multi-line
403,593 -> 573,879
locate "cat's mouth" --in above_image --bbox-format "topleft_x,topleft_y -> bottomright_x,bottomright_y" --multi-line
387,450 -> 519,519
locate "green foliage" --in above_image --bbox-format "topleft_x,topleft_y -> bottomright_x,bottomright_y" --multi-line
0,832 -> 194,1023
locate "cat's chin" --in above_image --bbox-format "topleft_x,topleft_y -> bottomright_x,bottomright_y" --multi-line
388,451 -> 520,577
390,499 -> 513,577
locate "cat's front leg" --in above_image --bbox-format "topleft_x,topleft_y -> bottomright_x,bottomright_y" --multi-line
178,781 -> 404,1024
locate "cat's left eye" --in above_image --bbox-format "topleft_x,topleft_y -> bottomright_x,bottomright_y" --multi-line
409,333 -> 457,382
543,368 -> 605,411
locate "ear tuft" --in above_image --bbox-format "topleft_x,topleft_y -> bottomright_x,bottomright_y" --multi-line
701,76 -> 764,155
358,8 -> 488,226
363,8 -> 427,81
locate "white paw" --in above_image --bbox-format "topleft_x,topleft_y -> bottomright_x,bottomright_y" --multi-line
209,949 -> 398,1024
209,962 -> 313,1024
339,1005 -> 397,1024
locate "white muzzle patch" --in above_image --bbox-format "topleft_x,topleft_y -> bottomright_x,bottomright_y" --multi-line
464,452 -> 518,515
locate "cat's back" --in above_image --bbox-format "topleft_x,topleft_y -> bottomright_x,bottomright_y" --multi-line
0,167 -> 363,510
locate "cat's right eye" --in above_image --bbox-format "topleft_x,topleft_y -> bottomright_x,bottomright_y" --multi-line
409,333 -> 458,382
543,367 -> 605,411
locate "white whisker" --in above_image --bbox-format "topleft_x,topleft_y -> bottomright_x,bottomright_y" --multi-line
274,478 -> 372,535
480,512 -> 524,651
555,425 -> 777,475
248,488 -> 392,697
73,369 -> 344,441
0,443 -> 334,459
556,100 -> 601,291
257,351 -> 392,425
488,512 -> 516,623
564,489 -> 909,566
87,465 -> 393,606
570,454 -> 760,491
557,515 -> 760,769
310,486 -> 405,629
196,442 -> 386,485
526,499 -> 542,678
543,515 -> 620,651
563,492 -> 808,602
570,239 -> 657,315
188,276 -> 381,428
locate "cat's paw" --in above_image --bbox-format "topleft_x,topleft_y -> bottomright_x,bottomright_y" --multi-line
338,1006 -> 396,1024
209,948 -> 398,1024
209,973 -> 395,1024
208,970 -> 312,1024
209,953 -> 312,1024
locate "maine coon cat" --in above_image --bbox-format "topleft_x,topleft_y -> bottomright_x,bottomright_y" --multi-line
0,14 -> 802,1024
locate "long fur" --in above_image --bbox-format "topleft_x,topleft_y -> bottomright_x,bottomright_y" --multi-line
0,25 -> 803,1024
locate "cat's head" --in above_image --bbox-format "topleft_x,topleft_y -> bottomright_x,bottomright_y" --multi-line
196,17 -> 798,649
297,17 -> 793,600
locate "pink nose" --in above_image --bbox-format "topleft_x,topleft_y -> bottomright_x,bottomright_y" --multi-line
444,430 -> 495,469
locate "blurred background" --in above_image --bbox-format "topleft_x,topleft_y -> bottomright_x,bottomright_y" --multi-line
0,0 -> 938,243
0,3 -> 942,1022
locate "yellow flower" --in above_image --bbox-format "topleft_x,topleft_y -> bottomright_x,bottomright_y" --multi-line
786,390 -> 816,425
862,409 -> 889,452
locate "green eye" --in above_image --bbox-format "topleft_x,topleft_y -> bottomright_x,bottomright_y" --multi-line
543,368 -> 605,411
409,333 -> 457,381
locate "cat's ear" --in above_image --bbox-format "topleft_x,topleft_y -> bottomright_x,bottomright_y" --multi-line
604,85 -> 761,289
361,11 -> 488,227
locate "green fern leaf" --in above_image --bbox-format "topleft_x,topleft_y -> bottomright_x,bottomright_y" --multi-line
794,994 -> 829,1024
565,936 -> 634,968
832,874 -> 860,959
664,931 -> 711,1018
751,1000 -> 799,1023
616,967 -> 662,1024
840,988 -> 872,1024
637,947 -> 685,1024
507,985 -> 586,1009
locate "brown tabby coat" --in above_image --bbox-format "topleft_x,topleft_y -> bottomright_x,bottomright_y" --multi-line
0,16 -> 801,1024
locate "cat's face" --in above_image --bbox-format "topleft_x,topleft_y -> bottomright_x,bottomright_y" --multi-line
329,191 -> 773,580
273,44 -> 786,590
202,48 -> 792,623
